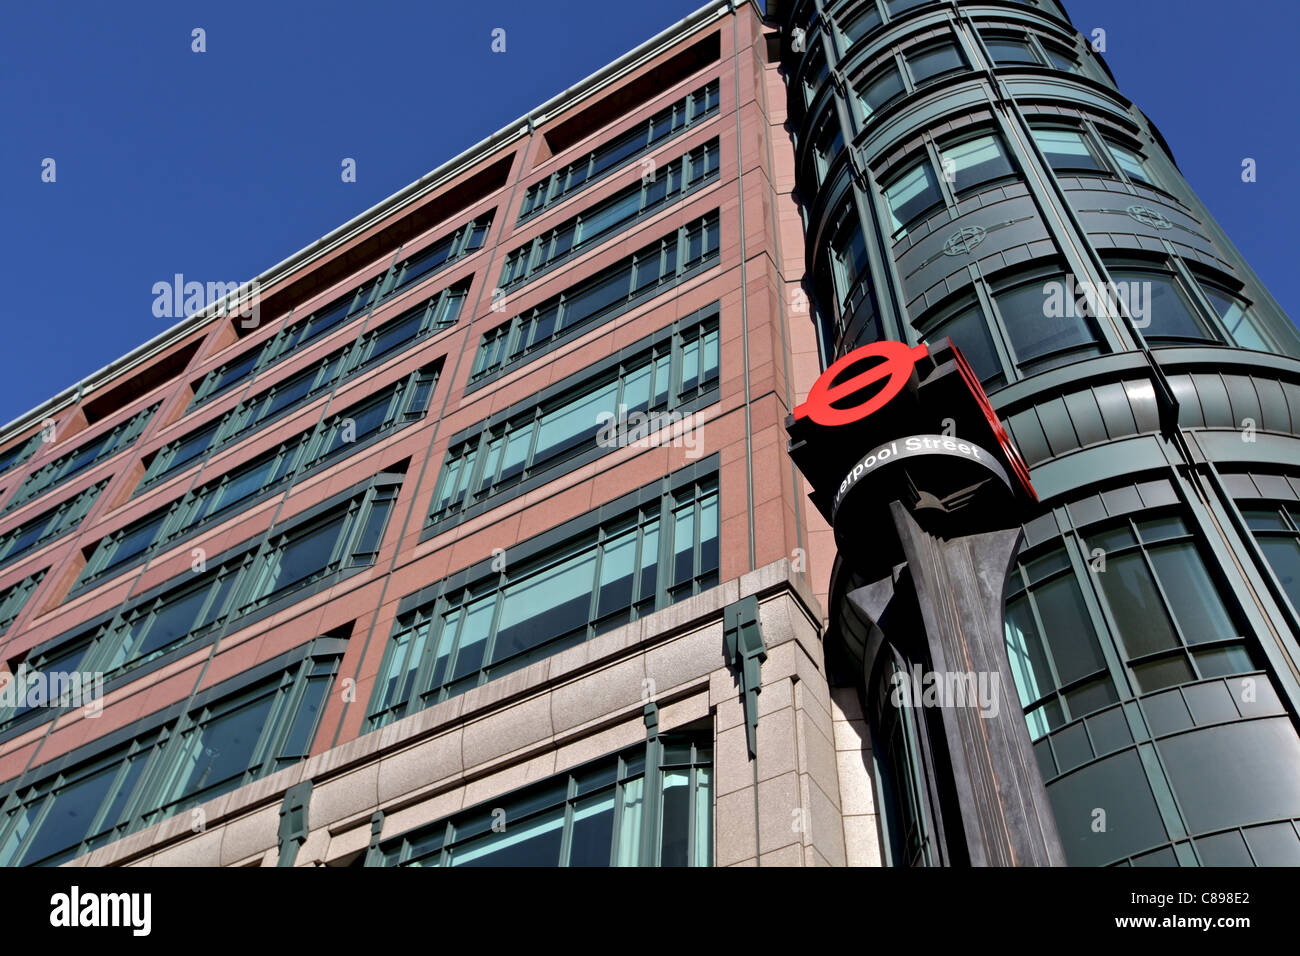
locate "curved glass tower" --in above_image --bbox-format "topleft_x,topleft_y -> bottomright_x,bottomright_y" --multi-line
776,0 -> 1300,866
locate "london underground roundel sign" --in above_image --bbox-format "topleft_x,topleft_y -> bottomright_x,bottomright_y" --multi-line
791,338 -> 1036,503
793,341 -> 930,428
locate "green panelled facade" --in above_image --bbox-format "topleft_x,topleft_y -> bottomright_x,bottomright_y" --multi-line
777,0 -> 1300,866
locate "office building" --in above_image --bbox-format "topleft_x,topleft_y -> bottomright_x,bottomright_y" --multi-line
0,0 -> 1297,868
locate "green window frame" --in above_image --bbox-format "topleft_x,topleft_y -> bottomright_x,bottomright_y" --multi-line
838,2 -> 884,49
1241,502 -> 1300,614
371,468 -> 719,728
518,81 -> 719,223
855,62 -> 906,124
470,211 -> 720,384
0,569 -> 44,636
1106,266 -> 1219,346
979,28 -> 1084,76
904,39 -> 966,86
870,653 -> 936,867
188,215 -> 482,413
430,317 -> 718,527
45,472 -> 399,688
79,366 -> 437,594
372,733 -> 712,867
1005,512 -> 1257,744
882,159 -> 942,236
938,130 -> 1016,195
0,481 -> 105,572
919,301 -> 1005,389
0,641 -> 341,867
142,278 -> 458,493
0,433 -> 43,480
376,215 -> 490,305
0,627 -> 98,729
1005,543 -> 1117,741
502,140 -> 719,293
5,405 -> 157,514
1030,125 -> 1106,173
1103,138 -> 1157,187
991,270 -> 1105,373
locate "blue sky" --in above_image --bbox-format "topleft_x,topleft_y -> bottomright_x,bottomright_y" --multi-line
0,0 -> 1295,425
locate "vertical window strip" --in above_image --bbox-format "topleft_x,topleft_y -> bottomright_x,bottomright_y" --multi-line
0,433 -> 43,479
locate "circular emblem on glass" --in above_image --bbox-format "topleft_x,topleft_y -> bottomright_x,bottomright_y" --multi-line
942,225 -> 987,256
1126,204 -> 1172,229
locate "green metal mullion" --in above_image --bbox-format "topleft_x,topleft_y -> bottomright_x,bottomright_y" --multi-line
517,407 -> 543,479
656,490 -> 673,610
640,736 -> 662,866
608,776 -> 624,867
475,572 -> 510,689
587,525 -> 608,641
692,485 -> 704,592
558,775 -> 578,867
685,762 -> 697,868
407,601 -> 448,718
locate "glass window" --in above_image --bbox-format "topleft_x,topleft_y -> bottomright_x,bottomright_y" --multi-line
883,160 -> 942,235
1243,504 -> 1300,611
0,570 -> 44,634
906,42 -> 965,84
831,218 -> 871,307
994,275 -> 1102,368
923,304 -> 1003,387
0,482 -> 105,572
0,647 -> 339,866
144,297 -> 446,493
1108,269 -> 1216,344
1031,126 -> 1104,172
985,36 -> 1038,65
374,735 -> 711,867
377,470 -> 718,726
520,81 -> 719,222
82,370 -> 434,595
1087,516 -> 1250,693
0,433 -> 41,478
472,213 -> 720,382
8,405 -> 158,513
1104,139 -> 1155,185
155,690 -> 278,812
939,132 -> 1015,194
1200,284 -> 1279,353
1005,545 -> 1115,739
858,66 -> 905,121
841,4 -> 883,46
1042,43 -> 1081,73
886,0 -> 932,15
814,114 -> 845,185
